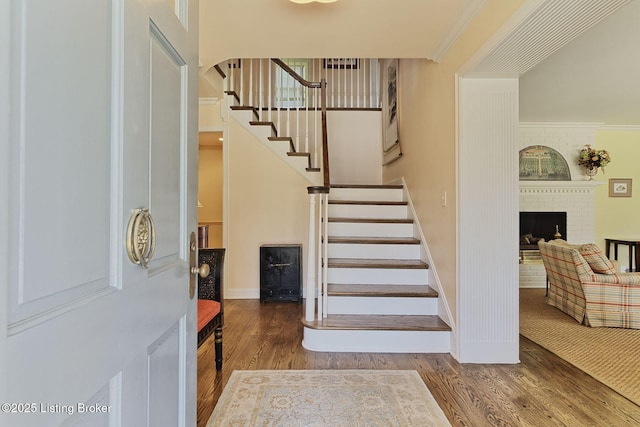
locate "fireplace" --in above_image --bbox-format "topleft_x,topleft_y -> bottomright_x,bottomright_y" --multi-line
520,212 -> 567,250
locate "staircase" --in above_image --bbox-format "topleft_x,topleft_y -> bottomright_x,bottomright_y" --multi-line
301,184 -> 452,353
226,95 -> 324,186
218,59 -> 451,353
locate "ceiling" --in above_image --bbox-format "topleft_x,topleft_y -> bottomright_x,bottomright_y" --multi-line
198,0 -> 639,126
518,0 -> 640,126
198,0 -> 485,68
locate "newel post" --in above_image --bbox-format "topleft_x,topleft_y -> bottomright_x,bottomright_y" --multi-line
306,186 -> 330,322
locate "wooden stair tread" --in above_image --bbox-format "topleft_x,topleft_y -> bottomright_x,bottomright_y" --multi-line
327,284 -> 438,298
328,236 -> 420,245
328,217 -> 413,224
287,152 -> 311,158
328,258 -> 428,269
329,200 -> 408,206
331,184 -> 403,189
302,314 -> 450,331
229,105 -> 259,120
224,90 -> 240,103
268,136 -> 295,152
249,121 -> 278,136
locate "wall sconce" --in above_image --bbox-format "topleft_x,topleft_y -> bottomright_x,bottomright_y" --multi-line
198,200 -> 203,208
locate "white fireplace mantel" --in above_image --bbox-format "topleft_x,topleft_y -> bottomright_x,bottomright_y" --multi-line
519,179 -> 604,288
519,180 -> 605,193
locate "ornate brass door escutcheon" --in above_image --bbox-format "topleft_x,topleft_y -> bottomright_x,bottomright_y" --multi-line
189,232 -> 210,299
126,208 -> 156,268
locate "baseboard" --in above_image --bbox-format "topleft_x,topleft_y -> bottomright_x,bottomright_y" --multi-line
224,288 -> 260,299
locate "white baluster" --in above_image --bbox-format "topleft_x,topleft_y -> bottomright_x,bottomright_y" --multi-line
375,59 -> 381,108
259,59 -> 263,120
305,192 -> 317,322
305,86 -> 309,156
314,87 -> 319,168
296,84 -> 300,153
316,192 -> 323,318
343,58 -> 347,108
239,59 -> 244,106
331,61 -> 335,108
322,192 -> 329,318
287,78 -> 291,146
337,60 -> 341,108
278,61 -> 283,133
351,58 -> 364,108
268,59 -> 272,122
249,59 -> 254,107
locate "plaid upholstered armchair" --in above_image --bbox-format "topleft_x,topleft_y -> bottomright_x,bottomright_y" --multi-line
538,240 -> 640,329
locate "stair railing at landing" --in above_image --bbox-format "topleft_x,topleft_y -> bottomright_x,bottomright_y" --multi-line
219,58 -> 360,322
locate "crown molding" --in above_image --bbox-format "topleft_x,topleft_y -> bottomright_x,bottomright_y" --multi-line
199,97 -> 220,106
430,0 -> 486,62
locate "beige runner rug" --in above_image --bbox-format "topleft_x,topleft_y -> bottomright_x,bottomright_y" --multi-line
520,288 -> 640,405
206,370 -> 451,426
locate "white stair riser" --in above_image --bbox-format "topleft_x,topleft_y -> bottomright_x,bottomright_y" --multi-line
230,111 -> 322,186
329,204 -> 408,219
327,243 -> 420,260
302,328 -> 450,353
328,267 -> 428,285
330,188 -> 404,202
327,296 -> 437,315
328,222 -> 414,238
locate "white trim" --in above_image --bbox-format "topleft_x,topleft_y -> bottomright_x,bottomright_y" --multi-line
598,125 -> 640,132
302,328 -> 451,353
457,0 -> 546,76
198,97 -> 219,106
400,177 -> 455,331
430,0 -> 487,62
224,288 -> 260,300
519,121 -> 603,129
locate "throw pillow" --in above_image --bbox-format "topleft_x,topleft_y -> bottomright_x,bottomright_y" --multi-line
579,243 -> 617,274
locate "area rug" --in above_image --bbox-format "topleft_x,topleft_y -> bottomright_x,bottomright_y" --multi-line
520,288 -> 640,405
206,370 -> 451,426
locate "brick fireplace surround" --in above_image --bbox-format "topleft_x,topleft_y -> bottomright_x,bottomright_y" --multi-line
519,123 -> 605,288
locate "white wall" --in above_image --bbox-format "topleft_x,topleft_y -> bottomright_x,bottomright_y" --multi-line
328,110 -> 382,185
458,77 -> 520,363
225,118 -> 310,299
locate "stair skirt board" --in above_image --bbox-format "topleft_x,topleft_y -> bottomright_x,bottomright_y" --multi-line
329,187 -> 404,202
228,109 -> 322,186
327,243 -> 420,260
328,222 -> 414,238
302,328 -> 451,353
328,204 -> 408,219
328,268 -> 429,285
326,296 -> 437,315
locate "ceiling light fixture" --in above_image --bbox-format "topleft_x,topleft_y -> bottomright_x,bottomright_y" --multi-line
289,0 -> 339,3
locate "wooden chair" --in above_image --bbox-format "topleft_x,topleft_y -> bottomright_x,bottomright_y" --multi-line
197,248 -> 225,370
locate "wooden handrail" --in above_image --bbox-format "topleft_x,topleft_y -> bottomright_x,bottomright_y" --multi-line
213,64 -> 226,79
320,78 -> 330,187
271,58 -> 321,89
271,58 -> 330,188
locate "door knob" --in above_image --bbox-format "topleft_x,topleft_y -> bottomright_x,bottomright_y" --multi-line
191,263 -> 210,278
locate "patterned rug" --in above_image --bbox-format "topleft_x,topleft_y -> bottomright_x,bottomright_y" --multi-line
520,288 -> 640,405
206,370 -> 451,426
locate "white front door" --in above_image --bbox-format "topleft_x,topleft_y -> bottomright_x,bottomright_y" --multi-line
0,0 -> 199,426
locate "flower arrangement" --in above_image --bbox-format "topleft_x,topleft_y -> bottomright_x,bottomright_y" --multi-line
578,144 -> 611,172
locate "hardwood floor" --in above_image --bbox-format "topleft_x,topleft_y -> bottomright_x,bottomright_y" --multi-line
197,300 -> 640,427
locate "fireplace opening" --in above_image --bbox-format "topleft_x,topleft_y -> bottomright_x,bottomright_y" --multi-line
520,212 -> 567,250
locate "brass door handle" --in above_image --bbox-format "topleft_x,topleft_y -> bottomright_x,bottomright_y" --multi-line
191,263 -> 210,278
126,208 -> 156,268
